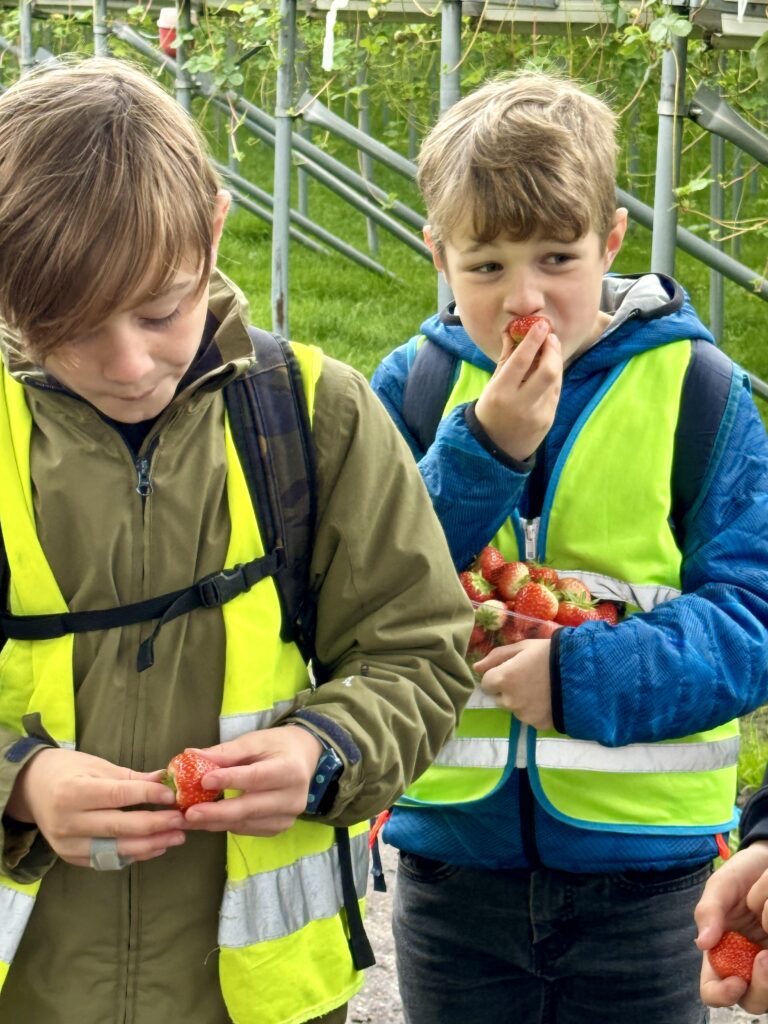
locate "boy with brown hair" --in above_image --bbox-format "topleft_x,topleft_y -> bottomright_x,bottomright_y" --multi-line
0,58 -> 475,1024
372,72 -> 768,1022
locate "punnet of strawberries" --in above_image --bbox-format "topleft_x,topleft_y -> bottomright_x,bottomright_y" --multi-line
461,546 -> 624,665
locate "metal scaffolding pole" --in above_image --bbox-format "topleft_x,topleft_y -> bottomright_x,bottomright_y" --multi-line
272,0 -> 296,336
19,0 -> 34,74
709,71 -> 726,340
357,57 -> 379,256
651,13 -> 689,275
174,0 -> 193,112
93,0 -> 109,57
437,0 -> 462,309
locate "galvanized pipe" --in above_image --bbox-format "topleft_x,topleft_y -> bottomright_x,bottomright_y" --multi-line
216,161 -> 397,277
93,0 -> 109,57
271,0 -> 297,335
651,18 -> 689,275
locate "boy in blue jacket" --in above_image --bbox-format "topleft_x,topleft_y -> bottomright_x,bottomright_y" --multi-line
372,72 -> 768,1023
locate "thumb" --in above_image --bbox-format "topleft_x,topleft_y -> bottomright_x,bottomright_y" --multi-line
694,894 -> 727,949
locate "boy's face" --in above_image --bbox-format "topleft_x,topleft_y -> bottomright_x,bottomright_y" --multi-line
41,192 -> 230,424
429,210 -> 627,365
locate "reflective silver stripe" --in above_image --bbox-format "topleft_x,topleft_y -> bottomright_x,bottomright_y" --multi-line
465,686 -> 498,710
219,830 -> 369,948
433,735 -> 509,769
219,699 -> 297,742
552,570 -> 680,611
536,736 -> 740,773
0,885 -> 35,964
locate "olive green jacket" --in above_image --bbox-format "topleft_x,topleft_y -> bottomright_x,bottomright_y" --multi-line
0,273 -> 475,1023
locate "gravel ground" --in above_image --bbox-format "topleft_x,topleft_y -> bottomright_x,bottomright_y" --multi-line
348,844 -> 768,1024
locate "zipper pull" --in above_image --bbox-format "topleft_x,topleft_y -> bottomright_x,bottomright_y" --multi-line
524,518 -> 539,561
135,456 -> 153,497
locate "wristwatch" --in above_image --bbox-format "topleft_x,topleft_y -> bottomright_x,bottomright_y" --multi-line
304,736 -> 344,815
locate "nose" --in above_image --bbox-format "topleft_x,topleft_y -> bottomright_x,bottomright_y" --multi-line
101,328 -> 154,386
502,269 -> 544,318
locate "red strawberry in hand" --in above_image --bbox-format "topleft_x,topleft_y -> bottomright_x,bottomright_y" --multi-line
163,751 -> 222,811
507,315 -> 553,346
708,930 -> 763,983
513,582 -> 559,621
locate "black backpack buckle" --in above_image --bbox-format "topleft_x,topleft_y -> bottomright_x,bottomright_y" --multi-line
197,564 -> 251,608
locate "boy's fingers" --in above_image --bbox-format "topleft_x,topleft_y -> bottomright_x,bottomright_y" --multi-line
740,950 -> 768,1014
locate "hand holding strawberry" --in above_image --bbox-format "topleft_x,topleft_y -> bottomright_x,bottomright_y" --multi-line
474,314 -> 562,462
179,725 -> 325,837
163,751 -> 223,810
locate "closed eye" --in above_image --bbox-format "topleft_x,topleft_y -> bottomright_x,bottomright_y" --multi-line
142,308 -> 181,329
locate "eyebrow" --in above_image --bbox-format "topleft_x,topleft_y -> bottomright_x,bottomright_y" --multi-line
145,277 -> 198,300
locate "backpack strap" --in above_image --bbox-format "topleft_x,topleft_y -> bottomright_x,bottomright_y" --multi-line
0,330 -> 321,677
670,339 -> 737,542
401,337 -> 459,455
225,327 -> 322,675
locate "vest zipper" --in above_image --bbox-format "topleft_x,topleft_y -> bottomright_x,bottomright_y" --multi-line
523,518 -> 540,561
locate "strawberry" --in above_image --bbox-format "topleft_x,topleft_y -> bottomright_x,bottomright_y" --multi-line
474,546 -> 506,583
555,600 -> 600,627
506,315 -> 553,346
557,577 -> 591,602
594,601 -> 622,625
163,751 -> 222,811
498,607 -> 526,644
495,561 -> 530,601
467,624 -> 495,663
474,599 -> 507,632
528,619 -> 560,639
526,562 -> 560,588
513,582 -> 559,621
459,570 -> 495,603
708,930 -> 763,983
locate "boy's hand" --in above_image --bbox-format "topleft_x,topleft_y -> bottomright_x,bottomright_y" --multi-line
474,318 -> 562,462
7,747 -> 186,868
180,725 -> 323,836
696,841 -> 768,1012
474,639 -> 553,729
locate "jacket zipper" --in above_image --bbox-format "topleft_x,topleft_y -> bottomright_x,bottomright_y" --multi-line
135,453 -> 154,498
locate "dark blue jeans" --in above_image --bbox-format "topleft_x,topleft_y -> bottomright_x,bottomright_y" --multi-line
393,853 -> 711,1024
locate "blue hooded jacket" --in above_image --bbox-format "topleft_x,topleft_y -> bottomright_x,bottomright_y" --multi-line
371,273 -> 768,872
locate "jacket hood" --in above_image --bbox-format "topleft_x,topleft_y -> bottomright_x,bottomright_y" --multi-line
419,273 -> 715,380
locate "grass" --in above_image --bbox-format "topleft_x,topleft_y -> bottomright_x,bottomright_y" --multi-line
214,124 -> 768,798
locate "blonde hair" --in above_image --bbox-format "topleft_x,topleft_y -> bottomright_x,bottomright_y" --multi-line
418,72 -> 618,250
0,58 -> 220,359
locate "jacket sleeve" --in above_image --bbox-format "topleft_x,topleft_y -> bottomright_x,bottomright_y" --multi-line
372,344 -> 530,570
0,726 -> 58,882
556,383 -> 768,746
283,356 -> 477,824
739,783 -> 768,848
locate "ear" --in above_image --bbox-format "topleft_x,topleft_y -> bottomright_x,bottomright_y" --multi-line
603,208 -> 628,271
211,190 -> 232,265
423,225 -> 447,276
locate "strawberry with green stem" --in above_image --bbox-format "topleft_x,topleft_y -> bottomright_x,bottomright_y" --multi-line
513,582 -> 559,621
495,561 -> 530,601
474,546 -> 506,584
459,570 -> 495,603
